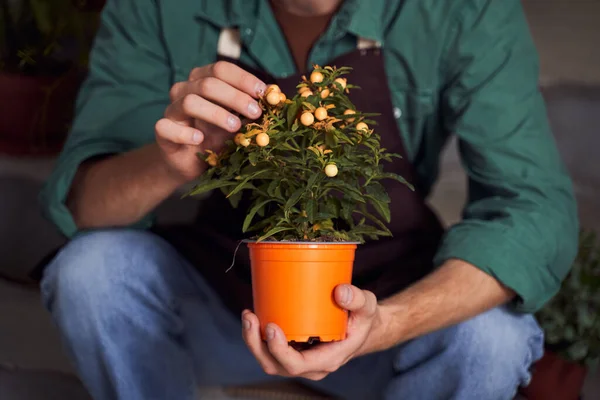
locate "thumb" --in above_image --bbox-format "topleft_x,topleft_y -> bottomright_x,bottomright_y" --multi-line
334,285 -> 378,317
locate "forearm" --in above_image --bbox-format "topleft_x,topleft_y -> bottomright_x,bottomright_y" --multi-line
373,259 -> 515,351
67,143 -> 192,229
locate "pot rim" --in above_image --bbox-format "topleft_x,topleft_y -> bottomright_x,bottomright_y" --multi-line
242,239 -> 361,245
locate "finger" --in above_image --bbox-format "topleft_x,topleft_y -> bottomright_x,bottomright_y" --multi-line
190,77 -> 262,119
241,311 -> 284,377
334,285 -> 378,317
165,94 -> 241,132
189,61 -> 267,97
169,81 -> 188,103
155,118 -> 204,146
264,323 -> 310,377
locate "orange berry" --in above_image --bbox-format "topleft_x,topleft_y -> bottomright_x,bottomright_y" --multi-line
334,78 -> 347,89
300,112 -> 315,126
325,164 -> 338,177
315,107 -> 328,121
279,92 -> 287,102
266,91 -> 281,105
234,133 -> 250,147
356,122 -> 368,132
301,90 -> 313,98
256,132 -> 270,147
320,89 -> 330,99
298,86 -> 310,94
266,84 -> 280,94
206,153 -> 218,167
343,109 -> 356,122
310,71 -> 324,83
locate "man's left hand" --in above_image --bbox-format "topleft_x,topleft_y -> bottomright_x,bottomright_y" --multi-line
241,284 -> 387,381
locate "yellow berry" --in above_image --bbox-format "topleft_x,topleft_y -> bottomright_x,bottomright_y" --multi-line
325,164 -> 338,177
343,109 -> 356,122
314,107 -> 328,121
320,88 -> 330,99
298,86 -> 310,95
310,71 -> 324,83
334,78 -> 347,89
279,92 -> 287,102
300,112 -> 315,126
266,84 -> 280,94
301,90 -> 313,98
356,122 -> 368,132
256,132 -> 270,147
266,91 -> 281,105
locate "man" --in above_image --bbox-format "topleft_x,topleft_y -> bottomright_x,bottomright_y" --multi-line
39,0 -> 578,399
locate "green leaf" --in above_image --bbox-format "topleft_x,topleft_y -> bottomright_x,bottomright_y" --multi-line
287,99 -> 301,129
243,199 -> 276,232
377,172 -> 414,191
350,224 -> 391,239
325,130 -> 338,148
257,226 -> 295,242
227,169 -> 269,198
285,187 -> 305,211
227,189 -> 244,208
186,180 -> 236,197
366,196 -> 391,223
306,199 -> 317,223
325,182 -> 365,203
248,151 -> 260,166
306,171 -> 322,189
291,120 -> 299,131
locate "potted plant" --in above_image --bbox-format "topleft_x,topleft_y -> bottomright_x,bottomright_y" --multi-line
521,229 -> 600,400
0,0 -> 100,155
187,66 -> 412,343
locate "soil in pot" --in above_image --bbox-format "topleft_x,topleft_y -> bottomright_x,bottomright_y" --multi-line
248,241 -> 356,343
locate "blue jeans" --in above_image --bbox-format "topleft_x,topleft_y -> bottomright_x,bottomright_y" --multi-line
41,230 -> 544,400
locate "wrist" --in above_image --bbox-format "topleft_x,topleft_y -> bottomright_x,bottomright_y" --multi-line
152,144 -> 202,186
361,303 -> 405,355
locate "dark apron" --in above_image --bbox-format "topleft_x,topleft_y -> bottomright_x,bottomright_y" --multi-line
153,34 -> 444,317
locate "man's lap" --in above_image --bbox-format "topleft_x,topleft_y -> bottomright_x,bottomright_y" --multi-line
41,229 -> 543,399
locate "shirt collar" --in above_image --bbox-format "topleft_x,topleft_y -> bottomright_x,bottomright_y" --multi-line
194,0 -> 385,43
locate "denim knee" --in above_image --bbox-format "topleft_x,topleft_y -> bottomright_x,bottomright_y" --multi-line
392,307 -> 544,399
40,229 -> 187,317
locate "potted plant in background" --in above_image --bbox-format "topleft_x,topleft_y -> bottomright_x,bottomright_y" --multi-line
0,0 -> 100,155
187,66 -> 412,343
521,230 -> 600,400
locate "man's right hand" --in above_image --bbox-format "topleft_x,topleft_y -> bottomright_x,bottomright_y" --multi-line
155,61 -> 267,182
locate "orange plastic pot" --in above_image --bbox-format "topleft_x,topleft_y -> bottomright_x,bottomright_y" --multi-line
248,241 -> 357,343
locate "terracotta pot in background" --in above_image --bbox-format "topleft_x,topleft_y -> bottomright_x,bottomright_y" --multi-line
0,70 -> 83,156
520,350 -> 587,400
248,242 -> 356,343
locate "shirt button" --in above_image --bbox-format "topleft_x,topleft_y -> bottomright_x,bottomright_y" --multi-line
393,107 -> 402,119
281,72 -> 289,78
244,28 -> 253,36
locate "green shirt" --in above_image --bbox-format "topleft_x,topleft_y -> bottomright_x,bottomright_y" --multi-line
40,0 -> 578,312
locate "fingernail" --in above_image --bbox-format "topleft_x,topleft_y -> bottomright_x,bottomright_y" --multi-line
265,325 -> 275,341
227,115 -> 239,129
192,131 -> 203,144
341,285 -> 353,305
242,319 -> 251,330
248,102 -> 260,116
255,82 -> 267,96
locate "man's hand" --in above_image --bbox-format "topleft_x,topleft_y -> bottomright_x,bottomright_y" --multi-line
241,285 -> 387,381
155,61 -> 267,181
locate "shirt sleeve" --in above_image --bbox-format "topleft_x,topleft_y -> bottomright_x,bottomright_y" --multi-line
39,0 -> 171,238
433,0 -> 579,312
